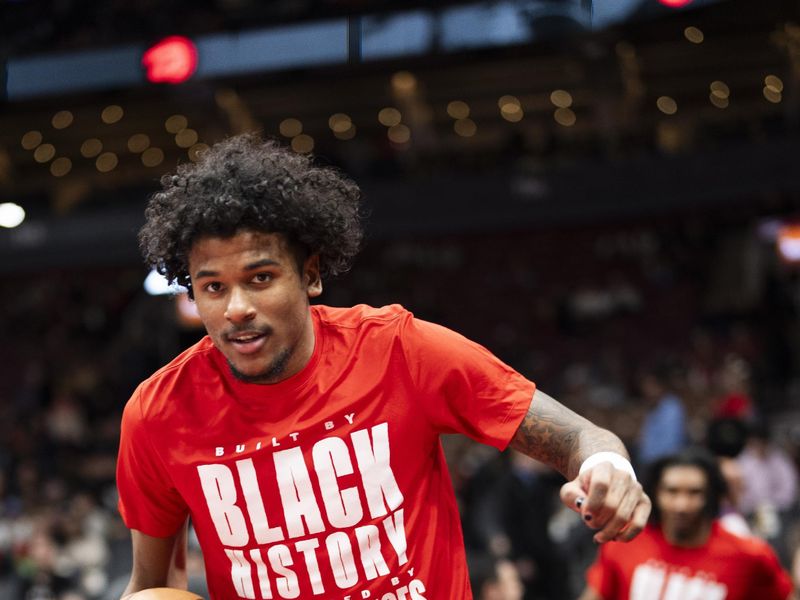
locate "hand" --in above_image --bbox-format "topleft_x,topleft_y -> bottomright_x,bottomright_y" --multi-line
560,461 -> 651,543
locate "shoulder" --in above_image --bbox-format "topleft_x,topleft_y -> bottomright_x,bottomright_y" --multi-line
709,522 -> 780,561
129,336 -> 219,418
312,303 -> 410,329
312,303 -> 481,363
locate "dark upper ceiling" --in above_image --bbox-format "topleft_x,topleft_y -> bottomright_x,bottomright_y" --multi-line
0,0 -> 797,224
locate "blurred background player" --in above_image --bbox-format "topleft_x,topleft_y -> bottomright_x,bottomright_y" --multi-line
579,448 -> 793,600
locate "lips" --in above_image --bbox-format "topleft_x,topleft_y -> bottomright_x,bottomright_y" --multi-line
226,331 -> 268,355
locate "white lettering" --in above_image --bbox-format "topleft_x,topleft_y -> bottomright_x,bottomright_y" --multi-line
345,413 -> 356,424
382,509 -> 408,565
267,545 -> 299,599
224,549 -> 255,599
236,444 -> 246,453
273,447 -> 325,538
355,524 -> 390,581
197,464 -> 249,546
250,548 -> 273,599
257,442 -> 262,450
663,572 -> 688,600
631,564 -> 665,600
312,438 -> 363,528
325,421 -> 335,431
294,538 -> 325,595
706,585 -> 728,600
236,459 -> 284,544
216,447 -> 224,457
326,531 -> 359,590
351,424 -> 404,519
408,580 -> 426,600
272,437 -> 281,447
290,432 -> 299,442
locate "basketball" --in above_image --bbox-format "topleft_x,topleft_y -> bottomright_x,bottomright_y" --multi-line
127,589 -> 204,600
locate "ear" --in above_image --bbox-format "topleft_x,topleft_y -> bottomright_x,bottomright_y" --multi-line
304,254 -> 323,298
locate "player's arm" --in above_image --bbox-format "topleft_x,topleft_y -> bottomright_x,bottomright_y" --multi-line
510,388 -> 651,543
121,522 -> 189,598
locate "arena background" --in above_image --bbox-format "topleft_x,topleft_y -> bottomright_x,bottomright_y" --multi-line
1,0 -> 799,598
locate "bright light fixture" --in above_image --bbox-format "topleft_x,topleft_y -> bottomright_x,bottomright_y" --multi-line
0,203 -> 25,228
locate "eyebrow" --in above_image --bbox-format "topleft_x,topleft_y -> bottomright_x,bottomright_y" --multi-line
194,258 -> 280,280
244,258 -> 280,271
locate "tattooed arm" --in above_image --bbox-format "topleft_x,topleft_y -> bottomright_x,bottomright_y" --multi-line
510,389 -> 651,543
510,389 -> 628,479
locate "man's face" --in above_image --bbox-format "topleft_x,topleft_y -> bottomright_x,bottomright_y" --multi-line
188,230 -> 321,384
656,465 -> 708,543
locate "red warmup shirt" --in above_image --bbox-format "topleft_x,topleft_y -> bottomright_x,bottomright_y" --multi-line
586,522 -> 792,600
117,304 -> 534,600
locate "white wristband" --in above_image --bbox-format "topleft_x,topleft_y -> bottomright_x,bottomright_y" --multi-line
579,452 -> 637,481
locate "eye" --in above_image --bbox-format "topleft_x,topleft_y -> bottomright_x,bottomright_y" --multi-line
204,281 -> 223,293
252,272 -> 273,284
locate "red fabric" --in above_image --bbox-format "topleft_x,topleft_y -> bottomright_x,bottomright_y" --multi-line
586,522 -> 792,600
713,393 -> 754,420
117,304 -> 534,600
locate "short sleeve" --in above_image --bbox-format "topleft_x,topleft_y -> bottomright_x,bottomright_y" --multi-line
116,387 -> 189,537
586,545 -> 618,600
751,540 -> 793,600
399,315 -> 534,449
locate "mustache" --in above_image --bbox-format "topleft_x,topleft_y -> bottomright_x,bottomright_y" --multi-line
224,325 -> 273,340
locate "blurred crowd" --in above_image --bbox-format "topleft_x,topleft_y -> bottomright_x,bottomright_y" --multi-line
2,207 -> 800,599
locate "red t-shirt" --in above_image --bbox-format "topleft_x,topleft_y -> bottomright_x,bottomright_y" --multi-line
586,522 -> 792,600
117,304 -> 534,600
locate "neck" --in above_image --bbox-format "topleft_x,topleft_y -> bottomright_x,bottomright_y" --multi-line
662,520 -> 713,548
278,309 -> 317,382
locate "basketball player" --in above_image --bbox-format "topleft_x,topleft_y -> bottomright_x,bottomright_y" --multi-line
579,448 -> 793,600
117,134 -> 650,600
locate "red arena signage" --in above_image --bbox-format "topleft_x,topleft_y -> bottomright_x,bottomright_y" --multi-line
142,36 -> 198,84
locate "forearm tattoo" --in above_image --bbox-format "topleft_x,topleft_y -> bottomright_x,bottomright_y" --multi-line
509,389 -> 628,479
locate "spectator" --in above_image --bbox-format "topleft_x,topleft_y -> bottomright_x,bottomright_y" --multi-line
469,555 -> 524,600
468,451 -> 569,599
637,364 -> 688,465
713,355 -> 755,422
737,421 -> 799,540
717,456 -> 753,537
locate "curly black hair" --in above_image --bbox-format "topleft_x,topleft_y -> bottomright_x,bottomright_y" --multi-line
139,133 -> 363,296
644,447 -> 727,523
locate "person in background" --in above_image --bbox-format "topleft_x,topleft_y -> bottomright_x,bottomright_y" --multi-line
579,448 -> 793,600
737,420 -> 798,548
712,355 -> 755,422
468,451 -> 569,599
717,456 -> 753,537
469,555 -> 524,600
637,364 -> 687,466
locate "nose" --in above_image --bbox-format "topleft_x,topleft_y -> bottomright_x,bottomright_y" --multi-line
672,493 -> 692,513
224,286 -> 256,323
